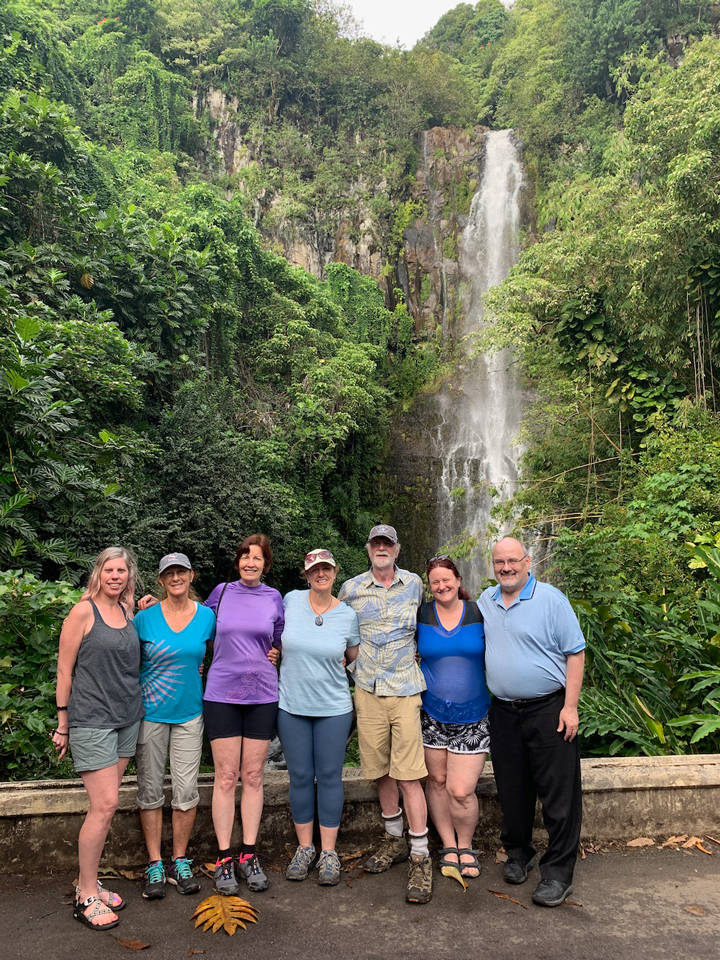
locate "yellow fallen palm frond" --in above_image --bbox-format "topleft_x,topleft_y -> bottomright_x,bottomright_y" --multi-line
191,894 -> 259,935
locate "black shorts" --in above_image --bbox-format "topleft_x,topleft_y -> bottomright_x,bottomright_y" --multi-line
203,700 -> 278,741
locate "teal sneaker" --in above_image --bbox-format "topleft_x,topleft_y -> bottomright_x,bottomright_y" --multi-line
142,860 -> 166,900
167,857 -> 200,895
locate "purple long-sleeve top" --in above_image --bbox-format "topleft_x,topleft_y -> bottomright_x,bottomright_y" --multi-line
203,581 -> 284,704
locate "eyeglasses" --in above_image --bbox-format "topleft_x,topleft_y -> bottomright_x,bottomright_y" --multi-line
492,557 -> 528,567
305,550 -> 334,563
426,554 -> 449,566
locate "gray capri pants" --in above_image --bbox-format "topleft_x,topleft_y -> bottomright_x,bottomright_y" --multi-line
135,714 -> 204,811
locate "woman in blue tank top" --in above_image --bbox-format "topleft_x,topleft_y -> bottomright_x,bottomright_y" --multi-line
417,556 -> 490,880
53,546 -> 143,931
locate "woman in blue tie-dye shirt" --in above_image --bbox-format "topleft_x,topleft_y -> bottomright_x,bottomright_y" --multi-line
133,553 -> 215,901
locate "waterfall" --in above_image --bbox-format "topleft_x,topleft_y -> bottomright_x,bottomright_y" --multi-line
433,129 -> 526,595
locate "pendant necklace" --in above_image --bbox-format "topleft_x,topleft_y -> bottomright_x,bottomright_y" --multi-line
309,593 -> 333,626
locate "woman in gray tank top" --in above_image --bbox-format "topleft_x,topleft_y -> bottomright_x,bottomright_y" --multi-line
53,546 -> 143,931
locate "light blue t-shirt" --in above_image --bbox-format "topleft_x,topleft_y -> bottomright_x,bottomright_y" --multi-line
278,590 -> 360,716
478,574 -> 585,701
136,602 -> 216,723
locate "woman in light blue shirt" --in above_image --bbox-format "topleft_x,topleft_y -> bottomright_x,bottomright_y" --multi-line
277,549 -> 359,887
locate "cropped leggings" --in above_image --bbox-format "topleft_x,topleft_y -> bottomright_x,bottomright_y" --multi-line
276,708 -> 354,828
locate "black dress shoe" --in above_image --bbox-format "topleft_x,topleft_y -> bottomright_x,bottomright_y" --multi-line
503,854 -> 538,884
531,878 -> 574,907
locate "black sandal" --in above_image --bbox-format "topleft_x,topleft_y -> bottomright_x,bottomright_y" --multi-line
73,895 -> 120,930
458,848 -> 481,878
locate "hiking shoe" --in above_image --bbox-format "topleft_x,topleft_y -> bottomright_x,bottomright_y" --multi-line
363,832 -> 409,873
286,844 -> 316,881
214,856 -> 240,896
237,853 -> 269,892
532,878 -> 574,907
406,854 -> 433,904
167,857 -> 200,895
503,854 -> 538,885
142,860 -> 166,900
317,850 -> 341,887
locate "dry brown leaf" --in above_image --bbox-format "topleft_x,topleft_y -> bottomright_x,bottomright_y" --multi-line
440,865 -> 468,891
119,869 -> 144,881
579,846 -> 586,860
117,939 -> 150,950
664,835 -> 687,845
187,950 -> 207,956
626,837 -> 655,847
495,851 -> 508,863
683,836 -> 704,848
191,894 -> 259,936
564,900 -> 583,908
684,905 -> 707,916
706,835 -> 720,846
695,841 -> 713,855
487,889 -> 528,909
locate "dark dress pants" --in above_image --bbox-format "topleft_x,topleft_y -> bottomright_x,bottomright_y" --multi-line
489,691 -> 582,883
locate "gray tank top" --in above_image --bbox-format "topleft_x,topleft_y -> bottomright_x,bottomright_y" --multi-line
68,599 -> 144,729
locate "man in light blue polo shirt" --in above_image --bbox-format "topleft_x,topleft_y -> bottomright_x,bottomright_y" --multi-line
479,537 -> 585,908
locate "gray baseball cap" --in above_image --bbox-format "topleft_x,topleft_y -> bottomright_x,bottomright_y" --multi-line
158,552 -> 192,574
367,524 -> 399,544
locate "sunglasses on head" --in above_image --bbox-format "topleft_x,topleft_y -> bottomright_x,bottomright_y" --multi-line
426,554 -> 450,566
305,550 -> 334,563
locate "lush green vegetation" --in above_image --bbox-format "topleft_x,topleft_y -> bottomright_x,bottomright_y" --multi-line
3,0 -> 720,774
461,0 -> 720,754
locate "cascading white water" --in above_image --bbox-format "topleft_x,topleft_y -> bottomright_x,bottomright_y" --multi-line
433,130 -> 526,594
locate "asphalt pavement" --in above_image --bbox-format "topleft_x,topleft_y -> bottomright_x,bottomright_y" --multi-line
3,843 -> 720,960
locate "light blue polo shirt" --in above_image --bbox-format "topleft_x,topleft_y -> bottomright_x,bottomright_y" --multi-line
478,574 -> 585,701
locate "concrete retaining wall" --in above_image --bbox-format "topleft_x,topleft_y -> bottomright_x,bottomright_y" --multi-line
2,755 -> 719,872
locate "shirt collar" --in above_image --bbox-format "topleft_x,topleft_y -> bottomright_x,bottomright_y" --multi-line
365,565 -> 404,588
491,572 -> 537,606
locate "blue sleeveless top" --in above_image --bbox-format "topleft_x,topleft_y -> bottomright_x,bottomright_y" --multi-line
416,599 -> 490,723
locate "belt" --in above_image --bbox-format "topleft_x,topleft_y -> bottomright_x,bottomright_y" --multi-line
500,689 -> 564,709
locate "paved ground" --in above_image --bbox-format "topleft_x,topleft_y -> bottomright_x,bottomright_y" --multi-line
3,844 -> 720,960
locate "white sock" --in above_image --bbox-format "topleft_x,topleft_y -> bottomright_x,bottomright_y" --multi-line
409,829 -> 429,858
382,808 -> 404,838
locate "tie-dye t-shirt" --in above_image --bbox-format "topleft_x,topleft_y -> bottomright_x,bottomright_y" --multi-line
136,602 -> 215,724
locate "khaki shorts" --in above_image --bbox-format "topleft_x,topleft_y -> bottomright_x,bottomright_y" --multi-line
135,714 -> 204,811
354,687 -> 427,781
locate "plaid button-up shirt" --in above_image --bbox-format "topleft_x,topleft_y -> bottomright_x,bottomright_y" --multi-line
338,567 -> 426,697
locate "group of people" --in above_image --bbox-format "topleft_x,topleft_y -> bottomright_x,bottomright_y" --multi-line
51,524 -> 585,930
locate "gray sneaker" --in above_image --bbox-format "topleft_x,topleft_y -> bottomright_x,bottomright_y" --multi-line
406,854 -> 433,904
214,856 -> 240,896
286,844 -> 316,881
317,850 -> 341,886
363,832 -> 409,873
237,853 -> 269,892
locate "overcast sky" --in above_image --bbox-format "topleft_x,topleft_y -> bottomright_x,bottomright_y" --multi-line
345,0 -> 462,48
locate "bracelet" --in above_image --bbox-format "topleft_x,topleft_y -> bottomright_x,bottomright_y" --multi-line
56,705 -> 68,711
50,729 -> 69,737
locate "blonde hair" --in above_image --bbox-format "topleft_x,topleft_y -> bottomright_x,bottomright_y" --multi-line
81,546 -> 138,610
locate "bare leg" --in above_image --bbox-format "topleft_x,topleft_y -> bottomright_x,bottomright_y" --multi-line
139,807 -> 163,863
77,763 -> 123,924
210,737 -> 242,849
172,807 -> 198,860
319,825 -> 339,851
375,774 -> 400,817
239,738 -> 271,845
397,778 -> 427,835
294,821 -> 314,846
446,751 -> 486,876
424,748 -> 458,863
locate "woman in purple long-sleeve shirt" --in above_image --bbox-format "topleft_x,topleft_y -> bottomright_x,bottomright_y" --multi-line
203,534 -> 284,896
